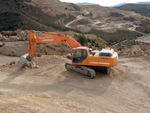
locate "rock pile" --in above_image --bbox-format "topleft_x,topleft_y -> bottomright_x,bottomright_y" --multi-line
115,40 -> 150,56
0,30 -> 29,42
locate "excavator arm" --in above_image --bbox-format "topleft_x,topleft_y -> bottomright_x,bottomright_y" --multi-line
28,30 -> 82,59
18,30 -> 82,69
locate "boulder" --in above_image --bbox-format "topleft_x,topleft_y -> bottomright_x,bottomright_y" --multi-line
131,45 -> 144,56
0,42 -> 5,47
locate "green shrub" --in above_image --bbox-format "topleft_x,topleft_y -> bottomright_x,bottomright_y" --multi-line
87,38 -> 92,43
110,12 -> 124,17
77,35 -> 88,46
95,43 -> 99,47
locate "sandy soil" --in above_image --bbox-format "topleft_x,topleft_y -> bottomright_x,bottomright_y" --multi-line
0,55 -> 150,113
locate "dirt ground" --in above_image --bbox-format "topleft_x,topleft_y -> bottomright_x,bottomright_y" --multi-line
136,34 -> 150,44
0,55 -> 150,113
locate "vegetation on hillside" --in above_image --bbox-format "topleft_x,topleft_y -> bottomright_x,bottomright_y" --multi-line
110,12 -> 124,17
0,0 -> 72,31
136,20 -> 150,34
77,35 -> 88,46
89,29 -> 143,44
116,4 -> 150,17
64,14 -> 76,24
77,35 -> 103,49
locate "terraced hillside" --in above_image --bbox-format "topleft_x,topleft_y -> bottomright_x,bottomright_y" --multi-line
1,0 -> 150,44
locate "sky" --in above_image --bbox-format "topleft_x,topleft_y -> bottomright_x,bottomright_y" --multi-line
60,0 -> 150,6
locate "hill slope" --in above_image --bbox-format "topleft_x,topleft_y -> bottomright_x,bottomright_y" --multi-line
116,4 -> 150,17
76,2 -> 97,5
0,0 -> 72,31
0,0 -> 148,44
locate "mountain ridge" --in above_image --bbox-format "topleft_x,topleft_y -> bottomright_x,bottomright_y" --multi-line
115,3 -> 150,17
111,2 -> 126,7
111,1 -> 150,7
75,2 -> 97,5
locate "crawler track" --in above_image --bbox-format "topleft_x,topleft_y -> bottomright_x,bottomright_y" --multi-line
65,63 -> 96,79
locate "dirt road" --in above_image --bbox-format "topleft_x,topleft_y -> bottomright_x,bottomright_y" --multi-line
0,55 -> 150,113
65,15 -> 86,28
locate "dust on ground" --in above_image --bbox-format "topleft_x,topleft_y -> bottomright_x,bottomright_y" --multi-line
0,55 -> 150,113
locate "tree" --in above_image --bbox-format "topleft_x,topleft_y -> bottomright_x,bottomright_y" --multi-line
77,35 -> 88,46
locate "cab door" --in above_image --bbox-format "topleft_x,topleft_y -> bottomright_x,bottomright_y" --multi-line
73,49 -> 88,64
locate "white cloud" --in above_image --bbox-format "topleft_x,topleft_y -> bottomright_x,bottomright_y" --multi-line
60,0 -> 150,6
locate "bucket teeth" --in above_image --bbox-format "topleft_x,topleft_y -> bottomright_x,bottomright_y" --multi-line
18,54 -> 30,69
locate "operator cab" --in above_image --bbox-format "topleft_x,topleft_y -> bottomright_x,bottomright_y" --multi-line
73,47 -> 89,63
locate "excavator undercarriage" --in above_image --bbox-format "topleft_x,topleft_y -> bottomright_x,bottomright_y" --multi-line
65,63 -> 96,79
65,63 -> 111,79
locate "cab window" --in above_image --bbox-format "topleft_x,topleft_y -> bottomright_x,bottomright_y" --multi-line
82,49 -> 87,60
73,49 -> 87,63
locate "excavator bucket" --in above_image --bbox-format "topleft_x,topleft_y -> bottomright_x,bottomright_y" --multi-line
18,54 -> 30,69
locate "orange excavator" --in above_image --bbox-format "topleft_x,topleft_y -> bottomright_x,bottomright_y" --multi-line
19,30 -> 118,78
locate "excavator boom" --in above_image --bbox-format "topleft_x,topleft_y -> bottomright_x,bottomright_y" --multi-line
19,30 -> 81,69
28,30 -> 81,58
